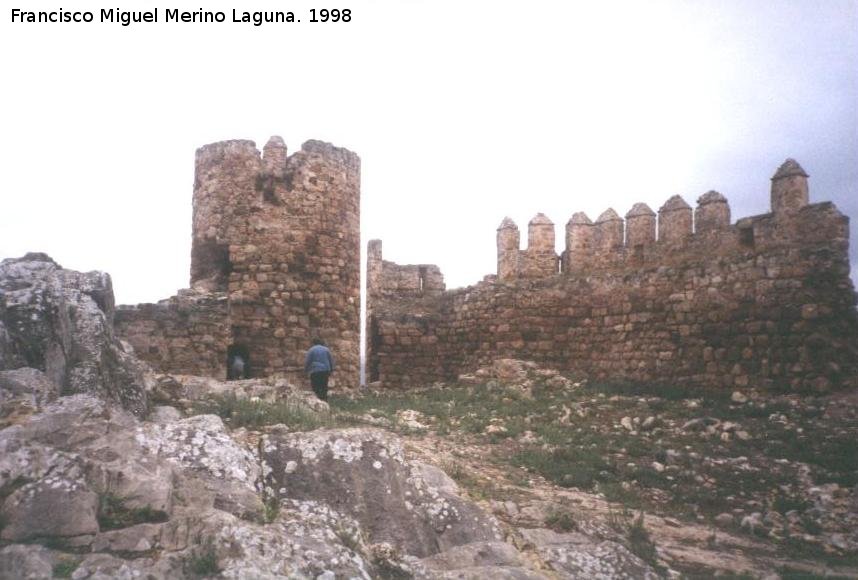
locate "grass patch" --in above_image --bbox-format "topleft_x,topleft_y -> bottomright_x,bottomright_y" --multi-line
305,379 -> 857,570
544,508 -> 577,532
512,446 -> 616,490
263,496 -> 280,524
52,559 -> 80,578
97,494 -> 168,531
196,394 -> 332,430
441,460 -> 500,500
608,507 -> 664,573
188,542 -> 220,576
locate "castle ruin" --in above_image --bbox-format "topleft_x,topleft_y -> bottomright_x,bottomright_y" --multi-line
368,159 -> 858,391
116,137 -> 361,387
115,140 -> 857,393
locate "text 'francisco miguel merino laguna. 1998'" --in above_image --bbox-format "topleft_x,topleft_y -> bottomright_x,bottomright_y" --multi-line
10,8 -> 352,26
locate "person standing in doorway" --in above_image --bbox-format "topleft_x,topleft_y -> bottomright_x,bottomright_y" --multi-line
304,338 -> 334,401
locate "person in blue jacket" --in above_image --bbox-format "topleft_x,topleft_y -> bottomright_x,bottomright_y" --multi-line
304,338 -> 335,401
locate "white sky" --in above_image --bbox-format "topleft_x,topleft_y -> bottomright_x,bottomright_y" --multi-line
1,0 -> 856,304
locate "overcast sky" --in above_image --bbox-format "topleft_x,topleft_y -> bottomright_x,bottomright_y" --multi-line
1,0 -> 856,305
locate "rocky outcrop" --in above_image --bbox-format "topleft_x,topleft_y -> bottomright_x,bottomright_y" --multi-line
149,373 -> 329,414
262,428 -> 503,558
0,254 -> 149,415
0,393 -> 588,579
0,254 -> 662,578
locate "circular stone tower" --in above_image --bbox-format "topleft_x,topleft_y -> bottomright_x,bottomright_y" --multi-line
190,136 -> 361,387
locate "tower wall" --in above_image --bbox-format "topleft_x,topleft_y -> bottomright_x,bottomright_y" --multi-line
118,136 -> 361,388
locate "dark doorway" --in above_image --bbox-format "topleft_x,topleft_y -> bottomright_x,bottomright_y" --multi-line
227,344 -> 251,380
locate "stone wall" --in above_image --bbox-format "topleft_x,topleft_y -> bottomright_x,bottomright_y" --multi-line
369,160 -> 858,391
365,239 -> 445,383
115,290 -> 230,378
117,136 -> 361,387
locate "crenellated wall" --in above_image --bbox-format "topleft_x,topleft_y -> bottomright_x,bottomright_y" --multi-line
117,136 -> 362,387
368,159 -> 858,391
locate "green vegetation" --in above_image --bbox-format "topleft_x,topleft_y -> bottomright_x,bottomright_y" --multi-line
327,376 -> 857,560
608,507 -> 663,573
196,394 -> 334,430
263,495 -> 280,524
544,508 -> 577,532
188,374 -> 856,570
97,494 -> 168,530
52,560 -> 80,578
188,542 -> 220,576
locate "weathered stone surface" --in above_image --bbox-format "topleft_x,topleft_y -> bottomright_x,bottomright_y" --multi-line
1,475 -> 99,541
262,427 -> 503,558
115,290 -> 229,380
0,395 -> 175,532
0,367 -> 57,405
136,414 -> 263,520
0,367 -> 58,427
150,405 -> 182,424
161,374 -> 326,412
117,137 -> 362,388
0,545 -> 57,579
0,254 -> 149,415
520,527 -> 659,579
415,540 -> 548,579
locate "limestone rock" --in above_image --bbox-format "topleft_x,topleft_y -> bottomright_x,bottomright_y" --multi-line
1,475 -> 99,542
0,545 -> 57,579
0,254 -> 149,415
519,527 -> 659,579
415,540 -> 548,579
262,427 -> 503,558
136,414 -> 263,520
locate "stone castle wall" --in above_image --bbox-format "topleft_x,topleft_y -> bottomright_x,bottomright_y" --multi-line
365,239 -> 445,383
115,291 -> 229,377
368,160 -> 858,391
116,137 -> 361,386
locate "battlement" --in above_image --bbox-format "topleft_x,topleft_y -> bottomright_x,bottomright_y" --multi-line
367,156 -> 856,391
498,159 -> 849,281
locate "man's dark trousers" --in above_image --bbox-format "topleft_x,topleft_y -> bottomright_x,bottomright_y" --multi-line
310,371 -> 330,401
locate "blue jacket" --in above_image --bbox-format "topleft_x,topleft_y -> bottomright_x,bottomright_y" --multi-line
305,344 -> 334,374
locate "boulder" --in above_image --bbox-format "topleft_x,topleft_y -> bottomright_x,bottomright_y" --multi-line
0,254 -> 149,415
136,414 -> 263,520
262,427 -> 503,558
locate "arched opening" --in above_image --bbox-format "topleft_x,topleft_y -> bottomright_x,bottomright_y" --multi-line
227,344 -> 251,380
